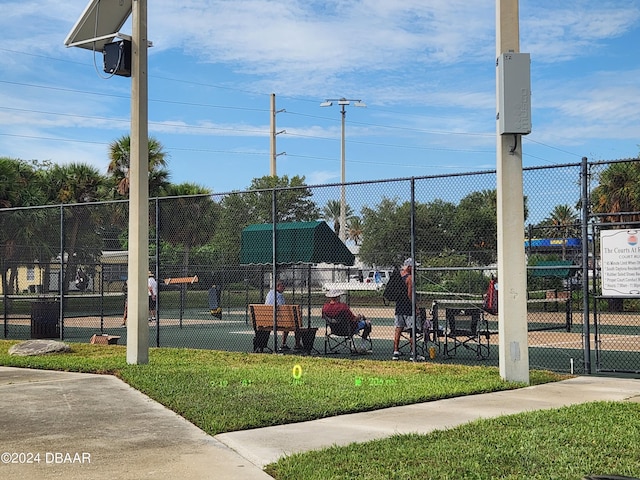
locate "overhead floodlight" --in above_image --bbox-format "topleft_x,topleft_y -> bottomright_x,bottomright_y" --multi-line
320,101 -> 333,107
64,0 -> 132,51
354,101 -> 367,107
337,99 -> 350,105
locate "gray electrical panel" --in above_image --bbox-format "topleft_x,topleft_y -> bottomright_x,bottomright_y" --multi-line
497,52 -> 531,135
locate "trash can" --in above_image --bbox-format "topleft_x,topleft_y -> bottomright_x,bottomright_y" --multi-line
253,329 -> 271,353
31,301 -> 60,339
300,328 -> 318,353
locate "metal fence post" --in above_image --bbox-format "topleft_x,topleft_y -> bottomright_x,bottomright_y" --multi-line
580,157 -> 591,373
410,177 -> 417,360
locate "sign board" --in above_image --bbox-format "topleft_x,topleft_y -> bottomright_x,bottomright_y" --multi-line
600,229 -> 640,297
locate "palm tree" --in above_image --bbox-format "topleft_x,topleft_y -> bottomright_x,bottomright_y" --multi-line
158,183 -> 218,274
322,199 -> 353,238
0,158 -> 51,293
540,204 -> 579,260
107,135 -> 170,197
43,163 -> 107,292
591,161 -> 640,224
346,216 -> 364,245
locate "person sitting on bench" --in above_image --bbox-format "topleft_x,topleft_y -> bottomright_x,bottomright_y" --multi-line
265,281 -> 301,351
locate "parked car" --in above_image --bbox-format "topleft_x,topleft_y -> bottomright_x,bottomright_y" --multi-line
364,270 -> 392,284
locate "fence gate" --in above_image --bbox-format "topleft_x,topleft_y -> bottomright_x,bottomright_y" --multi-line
591,222 -> 640,374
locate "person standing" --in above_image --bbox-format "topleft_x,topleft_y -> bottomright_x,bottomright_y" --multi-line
392,258 -> 424,361
265,280 -> 300,351
148,271 -> 158,323
121,280 -> 128,327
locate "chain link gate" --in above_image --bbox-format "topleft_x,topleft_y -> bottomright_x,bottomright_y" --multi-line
588,215 -> 640,373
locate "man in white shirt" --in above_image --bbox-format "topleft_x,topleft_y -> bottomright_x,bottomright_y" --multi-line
148,271 -> 158,323
265,280 -> 300,351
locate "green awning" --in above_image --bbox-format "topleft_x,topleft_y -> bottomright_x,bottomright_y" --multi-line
240,221 -> 355,266
530,260 -> 574,278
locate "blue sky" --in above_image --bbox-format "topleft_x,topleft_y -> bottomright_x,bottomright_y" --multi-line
1,1 -> 639,194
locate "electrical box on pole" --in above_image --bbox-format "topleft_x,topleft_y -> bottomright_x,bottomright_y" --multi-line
497,52 -> 531,135
103,40 -> 131,77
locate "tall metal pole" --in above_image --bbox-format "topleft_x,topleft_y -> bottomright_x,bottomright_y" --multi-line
340,104 -> 346,242
321,98 -> 365,242
496,0 -> 529,383
127,0 -> 149,364
580,156 -> 591,373
270,93 -> 276,176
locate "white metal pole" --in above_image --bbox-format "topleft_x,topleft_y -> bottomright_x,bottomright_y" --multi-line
340,105 -> 346,242
127,0 -> 150,364
496,0 -> 529,383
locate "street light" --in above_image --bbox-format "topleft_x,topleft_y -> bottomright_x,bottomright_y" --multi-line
321,98 -> 366,241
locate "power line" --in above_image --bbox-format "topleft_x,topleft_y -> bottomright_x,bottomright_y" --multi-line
0,47 -> 589,164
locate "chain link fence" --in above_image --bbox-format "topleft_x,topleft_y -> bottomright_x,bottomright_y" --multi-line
2,159 -> 639,374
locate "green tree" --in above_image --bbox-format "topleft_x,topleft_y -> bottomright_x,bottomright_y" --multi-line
591,160 -> 640,224
359,197 -> 458,267
0,158 -> 52,293
244,175 -> 319,223
211,192 -> 253,265
107,134 -> 170,197
158,183 -> 219,274
322,199 -> 354,238
42,163 -> 108,292
451,190 -> 498,265
359,197 -> 407,266
538,204 -> 579,260
346,216 -> 364,245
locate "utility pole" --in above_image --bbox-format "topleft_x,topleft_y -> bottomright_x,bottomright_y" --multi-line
496,0 -> 530,383
127,0 -> 150,364
270,93 -> 285,176
65,0 -> 149,364
270,94 -> 276,176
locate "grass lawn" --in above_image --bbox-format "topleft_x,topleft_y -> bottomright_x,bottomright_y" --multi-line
267,402 -> 640,480
3,340 -> 638,479
0,340 -> 559,436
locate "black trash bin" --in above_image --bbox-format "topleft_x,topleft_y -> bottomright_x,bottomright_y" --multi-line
300,327 -> 318,353
253,329 -> 271,353
31,301 -> 60,339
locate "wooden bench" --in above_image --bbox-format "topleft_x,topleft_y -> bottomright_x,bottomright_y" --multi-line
163,275 -> 199,285
248,304 -> 317,353
249,304 -> 302,332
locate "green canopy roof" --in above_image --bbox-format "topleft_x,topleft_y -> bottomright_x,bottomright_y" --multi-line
530,260 -> 575,278
240,221 -> 355,266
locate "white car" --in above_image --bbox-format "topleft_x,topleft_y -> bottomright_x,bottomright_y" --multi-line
364,270 -> 392,284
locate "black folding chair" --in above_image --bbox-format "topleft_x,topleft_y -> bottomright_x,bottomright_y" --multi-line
323,313 -> 372,355
443,308 -> 490,359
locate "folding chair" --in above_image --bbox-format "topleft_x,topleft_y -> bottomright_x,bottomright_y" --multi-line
443,308 -> 490,359
323,313 -> 372,355
398,308 -> 427,358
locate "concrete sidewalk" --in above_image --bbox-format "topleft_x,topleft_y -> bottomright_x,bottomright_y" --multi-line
1,366 -> 638,480
216,376 -> 640,469
0,367 -> 271,480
